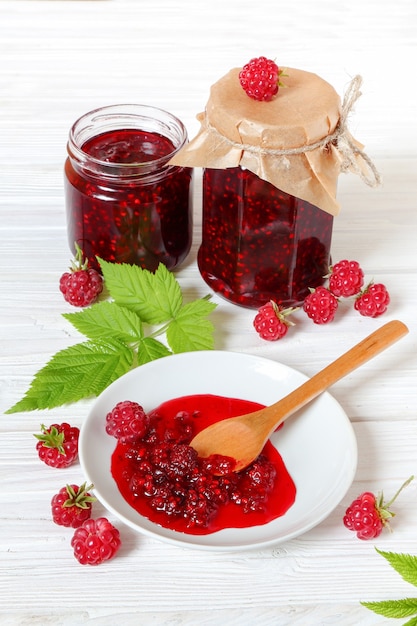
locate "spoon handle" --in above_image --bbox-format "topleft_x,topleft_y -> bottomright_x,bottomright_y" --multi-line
257,320 -> 409,434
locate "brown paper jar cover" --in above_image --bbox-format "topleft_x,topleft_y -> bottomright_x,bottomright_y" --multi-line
170,67 -> 373,216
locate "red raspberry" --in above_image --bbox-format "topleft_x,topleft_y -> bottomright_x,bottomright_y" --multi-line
51,483 -> 96,528
303,286 -> 338,324
253,301 -> 296,341
245,455 -> 277,492
106,400 -> 149,443
239,56 -> 285,102
231,455 -> 277,513
343,492 -> 384,539
354,282 -> 390,317
34,422 -> 79,468
167,443 -> 198,478
328,259 -> 364,297
343,477 -> 413,540
59,242 -> 103,307
71,517 -> 121,565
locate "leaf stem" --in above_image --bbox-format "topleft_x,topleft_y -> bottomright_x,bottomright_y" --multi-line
147,320 -> 171,339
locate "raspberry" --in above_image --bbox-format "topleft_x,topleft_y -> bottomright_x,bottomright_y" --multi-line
231,455 -> 277,513
253,301 -> 296,341
71,517 -> 121,565
59,242 -> 103,307
51,483 -> 95,528
303,286 -> 338,324
343,477 -> 413,540
245,455 -> 277,492
354,282 -> 390,317
239,56 -> 285,102
328,259 -> 364,297
167,443 -> 199,478
343,492 -> 384,539
202,454 -> 237,476
34,422 -> 79,468
106,400 -> 149,443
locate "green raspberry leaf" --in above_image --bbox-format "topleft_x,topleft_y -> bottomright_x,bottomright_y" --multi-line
361,549 -> 417,620
99,259 -> 182,324
375,549 -> 417,587
180,295 -> 217,318
5,340 -> 134,412
63,301 -> 143,343
166,297 -> 217,353
138,337 -> 172,365
6,258 -> 218,413
361,598 -> 417,619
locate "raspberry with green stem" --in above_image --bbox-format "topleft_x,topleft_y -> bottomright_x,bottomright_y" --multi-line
51,482 -> 96,528
34,422 -> 79,468
343,476 -> 414,540
59,242 -> 103,307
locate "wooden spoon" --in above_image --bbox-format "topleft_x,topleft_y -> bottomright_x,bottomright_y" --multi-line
190,320 -> 409,472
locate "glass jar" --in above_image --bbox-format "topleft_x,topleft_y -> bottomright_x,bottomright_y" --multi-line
169,66 -> 378,309
198,167 -> 333,308
64,104 -> 193,272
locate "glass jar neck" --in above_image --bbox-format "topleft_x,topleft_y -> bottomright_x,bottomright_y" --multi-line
66,104 -> 188,182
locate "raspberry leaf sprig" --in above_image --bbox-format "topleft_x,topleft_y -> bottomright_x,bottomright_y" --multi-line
361,548 -> 417,621
6,261 -> 216,413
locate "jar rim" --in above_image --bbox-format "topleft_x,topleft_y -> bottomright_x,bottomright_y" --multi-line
67,103 -> 188,176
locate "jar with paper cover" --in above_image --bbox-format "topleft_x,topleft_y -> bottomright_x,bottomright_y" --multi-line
170,60 -> 380,308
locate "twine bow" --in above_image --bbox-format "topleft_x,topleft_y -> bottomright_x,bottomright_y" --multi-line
329,75 -> 381,187
207,74 -> 381,187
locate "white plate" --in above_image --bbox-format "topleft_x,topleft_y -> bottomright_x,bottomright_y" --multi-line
79,350 -> 357,551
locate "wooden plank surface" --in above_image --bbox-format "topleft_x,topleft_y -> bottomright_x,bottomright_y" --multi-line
1,1 -> 417,624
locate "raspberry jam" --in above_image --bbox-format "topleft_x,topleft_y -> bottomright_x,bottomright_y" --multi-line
110,394 -> 296,535
64,104 -> 193,272
198,167 -> 333,308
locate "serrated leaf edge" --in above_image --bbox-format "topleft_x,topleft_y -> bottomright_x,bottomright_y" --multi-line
376,548 -> 417,587
361,597 -> 417,619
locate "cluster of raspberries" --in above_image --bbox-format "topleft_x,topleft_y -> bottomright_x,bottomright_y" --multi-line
254,259 -> 391,341
35,423 -> 121,565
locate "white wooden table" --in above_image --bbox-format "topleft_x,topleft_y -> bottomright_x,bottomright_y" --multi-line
1,1 -> 417,624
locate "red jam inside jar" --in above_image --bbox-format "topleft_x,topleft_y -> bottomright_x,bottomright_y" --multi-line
198,167 -> 333,308
64,104 -> 193,272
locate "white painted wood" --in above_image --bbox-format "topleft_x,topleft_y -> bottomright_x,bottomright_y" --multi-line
1,0 -> 417,623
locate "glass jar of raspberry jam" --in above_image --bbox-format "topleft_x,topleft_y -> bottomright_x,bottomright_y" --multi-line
64,104 -> 193,272
199,167 -> 333,308
170,66 -> 378,309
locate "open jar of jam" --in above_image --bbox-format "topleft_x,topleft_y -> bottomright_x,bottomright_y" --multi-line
170,65 -> 379,308
64,104 -> 193,272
